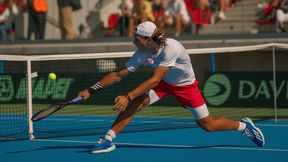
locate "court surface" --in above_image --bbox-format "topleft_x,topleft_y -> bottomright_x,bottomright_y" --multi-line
1,120 -> 287,162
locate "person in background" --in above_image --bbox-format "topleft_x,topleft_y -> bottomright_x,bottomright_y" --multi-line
276,0 -> 288,33
257,0 -> 269,15
0,0 -> 11,42
79,15 -> 93,39
152,0 -> 166,27
117,0 -> 133,36
263,0 -> 282,16
27,0 -> 48,40
7,0 -> 18,20
208,0 -> 227,22
127,0 -> 155,37
257,0 -> 282,22
0,0 -> 13,75
161,0 -> 190,37
57,0 -> 82,39
276,0 -> 288,32
7,0 -> 19,41
217,0 -> 226,20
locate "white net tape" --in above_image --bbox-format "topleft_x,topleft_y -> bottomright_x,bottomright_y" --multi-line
0,43 -> 287,61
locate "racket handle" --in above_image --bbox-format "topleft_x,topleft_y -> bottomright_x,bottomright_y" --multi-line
71,96 -> 83,103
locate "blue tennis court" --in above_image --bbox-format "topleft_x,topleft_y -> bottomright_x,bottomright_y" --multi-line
1,120 -> 287,162
1,36 -> 288,162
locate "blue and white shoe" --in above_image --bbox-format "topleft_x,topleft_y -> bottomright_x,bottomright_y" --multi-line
241,117 -> 265,147
90,138 -> 116,154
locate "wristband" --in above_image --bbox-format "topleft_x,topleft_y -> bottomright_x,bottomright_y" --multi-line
88,82 -> 102,94
124,95 -> 131,102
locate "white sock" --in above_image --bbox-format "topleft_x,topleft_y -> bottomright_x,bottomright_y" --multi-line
237,122 -> 246,131
105,129 -> 116,141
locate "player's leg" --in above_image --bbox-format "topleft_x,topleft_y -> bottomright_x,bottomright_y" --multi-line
175,80 -> 265,147
90,94 -> 150,154
106,81 -> 166,140
91,82 -> 167,154
186,105 -> 240,131
194,106 -> 240,131
190,104 -> 265,147
110,94 -> 151,134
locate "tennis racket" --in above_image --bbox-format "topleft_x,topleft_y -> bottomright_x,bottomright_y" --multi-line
31,96 -> 83,122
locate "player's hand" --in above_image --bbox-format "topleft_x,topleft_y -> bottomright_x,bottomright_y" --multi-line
113,95 -> 130,111
77,89 -> 91,100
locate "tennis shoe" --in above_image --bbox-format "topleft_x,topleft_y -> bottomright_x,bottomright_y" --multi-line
241,117 -> 265,147
90,137 -> 116,154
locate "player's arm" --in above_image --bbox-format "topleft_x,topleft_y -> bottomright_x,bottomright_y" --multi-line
113,66 -> 169,111
128,66 -> 169,100
98,67 -> 130,88
78,67 -> 130,100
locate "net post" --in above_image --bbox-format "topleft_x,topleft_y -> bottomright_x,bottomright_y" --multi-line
27,60 -> 34,140
272,43 -> 278,122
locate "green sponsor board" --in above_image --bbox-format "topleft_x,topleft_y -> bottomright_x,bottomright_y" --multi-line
0,72 -> 162,105
0,74 -> 74,103
6,72 -> 285,108
0,75 -> 14,102
203,72 -> 288,107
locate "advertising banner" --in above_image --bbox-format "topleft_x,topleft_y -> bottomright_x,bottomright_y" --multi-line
203,72 -> 288,107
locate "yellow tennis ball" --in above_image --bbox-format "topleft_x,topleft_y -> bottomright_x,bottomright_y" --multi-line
48,73 -> 56,80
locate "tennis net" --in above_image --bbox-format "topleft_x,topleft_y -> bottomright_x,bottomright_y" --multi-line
1,43 -> 288,141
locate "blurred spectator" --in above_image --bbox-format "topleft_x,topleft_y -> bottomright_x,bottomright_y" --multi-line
184,0 -> 195,16
257,0 -> 270,17
8,0 -> 18,16
7,0 -> 19,41
263,0 -> 282,16
209,0 -> 227,22
14,0 -> 26,10
117,0 -> 133,36
127,0 -> 155,37
276,0 -> 288,32
257,0 -> 282,23
104,13 -> 119,37
191,0 -> 211,34
27,0 -> 48,40
217,0 -> 226,20
257,0 -> 269,11
161,0 -> 190,37
79,15 -> 92,39
152,0 -> 166,27
0,0 -> 11,42
197,0 -> 209,9
57,0 -> 82,39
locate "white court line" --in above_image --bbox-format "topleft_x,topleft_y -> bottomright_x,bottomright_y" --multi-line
256,124 -> 288,127
33,139 -> 288,152
2,116 -> 288,127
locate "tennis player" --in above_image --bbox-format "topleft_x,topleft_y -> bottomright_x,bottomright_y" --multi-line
78,21 -> 265,154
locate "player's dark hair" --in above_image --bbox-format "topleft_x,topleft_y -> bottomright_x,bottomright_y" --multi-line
151,29 -> 166,46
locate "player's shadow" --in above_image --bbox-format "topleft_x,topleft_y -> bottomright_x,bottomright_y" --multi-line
7,145 -> 94,154
7,144 -> 253,154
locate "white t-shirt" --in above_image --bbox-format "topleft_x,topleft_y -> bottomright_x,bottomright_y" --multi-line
125,38 -> 195,86
164,0 -> 190,24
